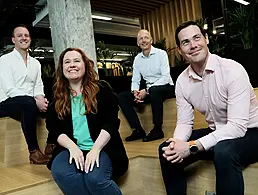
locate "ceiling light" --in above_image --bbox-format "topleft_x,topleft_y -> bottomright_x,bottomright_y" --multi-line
213,29 -> 217,34
34,49 -> 45,52
203,24 -> 208,30
92,15 -> 112,21
233,0 -> 250,5
117,53 -> 130,56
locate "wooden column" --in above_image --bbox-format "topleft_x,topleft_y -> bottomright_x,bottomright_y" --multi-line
47,0 -> 97,70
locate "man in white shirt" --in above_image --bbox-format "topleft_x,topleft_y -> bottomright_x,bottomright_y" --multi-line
0,24 -> 51,164
159,21 -> 258,195
118,30 -> 174,142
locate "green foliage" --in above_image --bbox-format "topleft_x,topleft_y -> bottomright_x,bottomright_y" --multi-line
174,54 -> 188,66
96,41 -> 117,69
120,47 -> 140,76
152,38 -> 174,58
42,64 -> 54,78
229,0 -> 258,49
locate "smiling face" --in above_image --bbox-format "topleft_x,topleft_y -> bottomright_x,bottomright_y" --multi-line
137,30 -> 153,51
62,50 -> 85,83
12,27 -> 31,51
177,25 -> 209,65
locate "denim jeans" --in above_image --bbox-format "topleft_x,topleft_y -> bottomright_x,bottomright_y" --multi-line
159,127 -> 258,195
51,150 -> 122,195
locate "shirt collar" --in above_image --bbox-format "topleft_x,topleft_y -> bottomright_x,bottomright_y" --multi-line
188,53 -> 216,80
12,48 -> 31,60
140,46 -> 156,58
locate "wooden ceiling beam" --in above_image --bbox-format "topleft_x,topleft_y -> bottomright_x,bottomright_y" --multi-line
95,0 -> 157,9
92,7 -> 143,18
128,0 -> 168,6
91,1 -> 152,13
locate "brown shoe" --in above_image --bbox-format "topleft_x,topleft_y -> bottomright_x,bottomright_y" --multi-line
44,143 -> 56,155
29,149 -> 50,164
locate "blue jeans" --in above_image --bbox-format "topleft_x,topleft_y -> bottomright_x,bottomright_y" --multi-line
51,150 -> 122,195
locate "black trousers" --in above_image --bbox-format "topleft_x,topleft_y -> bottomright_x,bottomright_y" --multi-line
0,96 -> 53,151
118,84 -> 174,130
159,127 -> 258,195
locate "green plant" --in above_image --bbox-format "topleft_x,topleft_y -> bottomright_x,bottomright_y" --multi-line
229,0 -> 258,49
42,64 -> 54,78
152,38 -> 174,59
96,41 -> 117,76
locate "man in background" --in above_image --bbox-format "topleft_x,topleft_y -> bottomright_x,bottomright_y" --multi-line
118,29 -> 174,142
0,24 -> 53,164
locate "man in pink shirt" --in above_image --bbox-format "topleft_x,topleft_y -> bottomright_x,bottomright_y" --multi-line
159,21 -> 258,195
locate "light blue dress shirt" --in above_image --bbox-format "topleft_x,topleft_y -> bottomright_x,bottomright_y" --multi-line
131,46 -> 174,91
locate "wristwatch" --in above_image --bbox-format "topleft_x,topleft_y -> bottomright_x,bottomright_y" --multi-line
189,140 -> 199,154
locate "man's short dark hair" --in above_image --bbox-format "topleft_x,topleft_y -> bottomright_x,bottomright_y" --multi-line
175,21 -> 206,47
12,24 -> 30,37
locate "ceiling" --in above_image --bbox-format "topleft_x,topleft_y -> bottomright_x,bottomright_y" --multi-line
0,0 -> 252,49
90,0 -> 172,18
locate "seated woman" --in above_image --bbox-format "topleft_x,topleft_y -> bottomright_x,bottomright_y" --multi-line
46,47 -> 128,195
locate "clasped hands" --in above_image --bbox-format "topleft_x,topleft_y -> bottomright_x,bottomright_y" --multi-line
69,146 -> 100,173
35,95 -> 49,112
133,89 -> 147,103
162,138 -> 191,163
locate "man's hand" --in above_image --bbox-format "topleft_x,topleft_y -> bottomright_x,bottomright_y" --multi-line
133,89 -> 147,103
162,138 -> 190,163
133,90 -> 140,99
35,95 -> 49,112
137,89 -> 147,101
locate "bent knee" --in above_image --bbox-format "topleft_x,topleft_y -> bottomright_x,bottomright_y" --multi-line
214,141 -> 239,165
158,141 -> 170,156
85,173 -> 111,190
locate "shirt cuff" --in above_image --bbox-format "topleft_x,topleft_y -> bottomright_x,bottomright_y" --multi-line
198,133 -> 218,150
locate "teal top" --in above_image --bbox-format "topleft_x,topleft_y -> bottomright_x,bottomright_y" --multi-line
71,94 -> 94,150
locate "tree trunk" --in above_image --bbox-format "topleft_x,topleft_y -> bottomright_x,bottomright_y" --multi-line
47,0 -> 97,71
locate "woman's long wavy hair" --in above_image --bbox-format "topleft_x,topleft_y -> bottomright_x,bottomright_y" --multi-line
53,48 -> 99,119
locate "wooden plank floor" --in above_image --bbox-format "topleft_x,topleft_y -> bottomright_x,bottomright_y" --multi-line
2,89 -> 258,194
0,101 -> 207,195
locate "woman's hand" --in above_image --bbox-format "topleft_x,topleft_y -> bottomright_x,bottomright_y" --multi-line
85,148 -> 100,173
68,146 -> 84,171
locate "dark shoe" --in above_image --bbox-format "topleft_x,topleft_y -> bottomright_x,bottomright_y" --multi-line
44,143 -> 56,155
29,149 -> 50,164
143,129 -> 164,142
125,129 -> 146,142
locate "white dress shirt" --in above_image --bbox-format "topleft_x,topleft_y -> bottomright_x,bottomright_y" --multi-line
174,53 -> 258,150
0,48 -> 44,103
131,46 -> 174,91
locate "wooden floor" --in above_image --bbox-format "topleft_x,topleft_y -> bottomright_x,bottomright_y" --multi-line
0,98 -> 207,195
1,90 -> 258,194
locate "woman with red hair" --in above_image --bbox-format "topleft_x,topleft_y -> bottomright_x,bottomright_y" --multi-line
46,48 -> 128,195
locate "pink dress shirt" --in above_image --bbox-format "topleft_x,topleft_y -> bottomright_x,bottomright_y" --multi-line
174,53 -> 258,150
